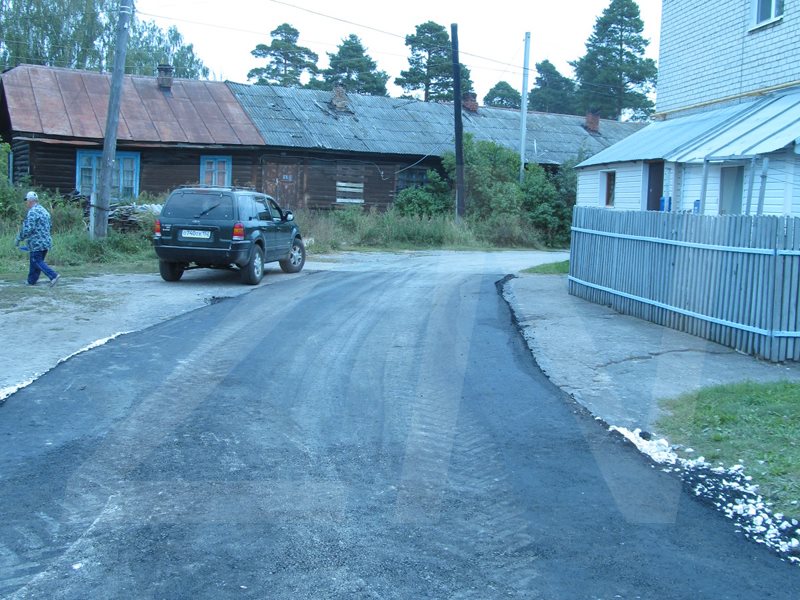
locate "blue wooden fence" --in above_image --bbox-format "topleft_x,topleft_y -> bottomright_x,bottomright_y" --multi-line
569,207 -> 800,362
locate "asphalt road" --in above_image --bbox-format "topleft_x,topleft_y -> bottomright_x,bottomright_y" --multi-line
1,265 -> 799,599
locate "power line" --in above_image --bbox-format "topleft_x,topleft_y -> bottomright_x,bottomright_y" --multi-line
133,7 -> 531,84
3,6 -> 650,103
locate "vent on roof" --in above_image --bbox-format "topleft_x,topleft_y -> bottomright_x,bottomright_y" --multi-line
157,64 -> 174,90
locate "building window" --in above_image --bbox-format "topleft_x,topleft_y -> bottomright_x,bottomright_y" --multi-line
76,151 -> 140,199
201,156 -> 232,187
396,167 -> 428,192
755,0 -> 784,24
336,163 -> 365,204
603,171 -> 616,207
719,166 -> 744,215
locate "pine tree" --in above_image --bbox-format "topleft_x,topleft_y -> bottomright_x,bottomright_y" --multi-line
305,34 -> 388,96
395,21 -> 473,102
125,23 -> 209,79
570,0 -> 657,120
247,23 -> 318,87
484,81 -> 521,109
527,60 -> 580,115
0,0 -> 208,77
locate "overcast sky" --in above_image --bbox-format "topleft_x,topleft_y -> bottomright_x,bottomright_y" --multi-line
133,0 -> 661,101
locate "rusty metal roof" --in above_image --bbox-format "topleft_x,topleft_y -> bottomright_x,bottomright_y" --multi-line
228,83 -> 643,165
1,64 -> 264,146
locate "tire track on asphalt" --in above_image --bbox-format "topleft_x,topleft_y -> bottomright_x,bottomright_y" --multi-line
1,276 -> 328,598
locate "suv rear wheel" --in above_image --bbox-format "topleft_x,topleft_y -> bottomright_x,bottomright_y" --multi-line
279,237 -> 306,273
159,260 -> 185,282
241,245 -> 264,285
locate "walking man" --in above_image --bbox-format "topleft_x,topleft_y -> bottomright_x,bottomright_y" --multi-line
15,191 -> 60,287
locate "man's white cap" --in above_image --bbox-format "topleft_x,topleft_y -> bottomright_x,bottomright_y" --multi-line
25,191 -> 38,201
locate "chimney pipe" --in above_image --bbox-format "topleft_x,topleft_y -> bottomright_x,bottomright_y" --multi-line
157,64 -> 174,90
330,85 -> 351,111
585,111 -> 600,133
462,92 -> 478,113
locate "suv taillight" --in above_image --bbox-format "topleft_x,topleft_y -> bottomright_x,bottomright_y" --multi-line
154,219 -> 162,238
232,222 -> 245,241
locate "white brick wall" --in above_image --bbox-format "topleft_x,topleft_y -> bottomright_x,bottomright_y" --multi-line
658,0 -> 800,113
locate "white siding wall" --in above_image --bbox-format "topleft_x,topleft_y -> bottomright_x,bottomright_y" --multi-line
658,0 -> 800,114
576,163 -> 645,210
678,152 -> 799,216
681,164 -> 719,213
794,150 -> 800,215
615,165 -> 646,210
576,169 -> 600,207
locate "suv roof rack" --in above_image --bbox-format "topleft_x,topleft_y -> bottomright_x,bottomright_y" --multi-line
176,184 -> 258,192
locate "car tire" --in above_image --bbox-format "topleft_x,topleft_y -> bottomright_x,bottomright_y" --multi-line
241,245 -> 264,285
279,237 -> 306,273
159,260 -> 185,282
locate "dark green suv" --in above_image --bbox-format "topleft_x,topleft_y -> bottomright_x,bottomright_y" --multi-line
153,186 -> 305,284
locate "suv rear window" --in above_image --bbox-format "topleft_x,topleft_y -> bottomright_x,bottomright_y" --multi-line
162,191 -> 234,219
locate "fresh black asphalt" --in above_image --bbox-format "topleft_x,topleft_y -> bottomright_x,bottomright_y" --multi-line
1,268 -> 798,598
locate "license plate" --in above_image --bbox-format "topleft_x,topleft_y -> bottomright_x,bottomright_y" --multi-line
182,229 -> 211,239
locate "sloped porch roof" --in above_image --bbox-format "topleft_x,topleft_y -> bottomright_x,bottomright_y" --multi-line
578,89 -> 800,167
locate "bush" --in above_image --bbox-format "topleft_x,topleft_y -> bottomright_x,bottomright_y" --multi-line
49,200 -> 85,233
290,207 -> 478,251
393,171 -> 452,218
370,210 -> 477,247
469,212 -> 543,248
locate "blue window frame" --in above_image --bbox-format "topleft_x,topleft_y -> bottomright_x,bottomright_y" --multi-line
200,156 -> 232,186
76,150 -> 140,199
395,167 -> 428,192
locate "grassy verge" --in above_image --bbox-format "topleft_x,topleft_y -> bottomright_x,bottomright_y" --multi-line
521,260 -> 570,274
0,230 -> 158,281
294,208 -> 488,252
3,206 -> 549,279
656,381 -> 800,516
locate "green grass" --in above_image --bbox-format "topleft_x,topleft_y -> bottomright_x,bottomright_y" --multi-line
295,208 -> 488,252
522,260 -> 570,274
656,381 -> 800,516
1,206 -> 549,280
0,229 -> 158,281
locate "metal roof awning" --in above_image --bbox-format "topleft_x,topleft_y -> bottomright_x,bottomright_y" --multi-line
578,89 -> 800,168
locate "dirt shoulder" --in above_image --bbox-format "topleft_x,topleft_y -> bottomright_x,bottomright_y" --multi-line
0,267 -> 306,398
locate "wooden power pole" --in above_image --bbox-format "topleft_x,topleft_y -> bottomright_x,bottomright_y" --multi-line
93,0 -> 133,239
451,23 -> 466,221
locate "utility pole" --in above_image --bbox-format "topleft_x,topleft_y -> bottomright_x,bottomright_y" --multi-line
451,23 -> 465,222
519,32 -> 531,184
93,0 -> 133,239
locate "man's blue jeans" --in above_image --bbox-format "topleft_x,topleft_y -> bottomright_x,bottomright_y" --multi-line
28,250 -> 58,285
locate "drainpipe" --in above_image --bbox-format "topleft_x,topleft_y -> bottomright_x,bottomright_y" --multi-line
756,157 -> 769,215
745,156 -> 756,215
699,159 -> 709,214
